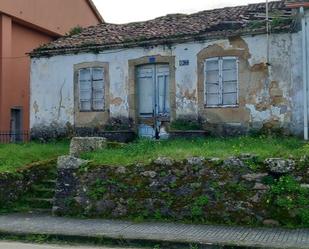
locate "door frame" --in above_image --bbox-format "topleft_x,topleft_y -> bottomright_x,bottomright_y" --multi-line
128,55 -> 176,130
10,107 -> 23,142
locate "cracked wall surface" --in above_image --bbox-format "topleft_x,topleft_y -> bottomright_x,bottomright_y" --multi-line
30,31 -> 303,135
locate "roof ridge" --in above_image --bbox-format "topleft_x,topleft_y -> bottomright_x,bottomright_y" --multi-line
31,0 -> 294,57
97,0 -> 284,26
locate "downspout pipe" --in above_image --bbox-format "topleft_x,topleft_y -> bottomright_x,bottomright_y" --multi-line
266,0 -> 270,65
301,6 -> 308,140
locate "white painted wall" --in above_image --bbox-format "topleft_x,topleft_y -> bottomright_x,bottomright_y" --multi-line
30,31 -> 304,134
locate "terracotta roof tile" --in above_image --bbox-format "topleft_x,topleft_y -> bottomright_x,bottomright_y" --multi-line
32,1 -> 294,56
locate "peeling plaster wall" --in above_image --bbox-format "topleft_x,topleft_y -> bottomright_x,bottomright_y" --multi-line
244,31 -> 302,135
30,31 -> 304,135
30,46 -> 173,129
290,32 -> 303,135
244,33 -> 297,132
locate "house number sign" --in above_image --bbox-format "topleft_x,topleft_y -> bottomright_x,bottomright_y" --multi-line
179,60 -> 189,66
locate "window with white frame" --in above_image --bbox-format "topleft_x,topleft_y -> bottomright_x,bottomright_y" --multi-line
204,57 -> 239,107
78,67 -> 105,111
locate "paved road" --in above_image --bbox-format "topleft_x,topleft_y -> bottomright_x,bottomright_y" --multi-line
0,241 -> 142,249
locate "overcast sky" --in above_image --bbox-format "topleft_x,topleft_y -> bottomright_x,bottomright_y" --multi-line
92,0 -> 269,24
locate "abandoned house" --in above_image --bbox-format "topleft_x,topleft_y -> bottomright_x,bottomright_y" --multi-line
29,1 -> 309,139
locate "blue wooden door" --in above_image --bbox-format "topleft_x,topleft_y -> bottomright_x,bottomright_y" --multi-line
137,64 -> 170,138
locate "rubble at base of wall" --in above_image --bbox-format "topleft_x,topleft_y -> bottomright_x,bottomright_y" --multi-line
30,122 -> 298,143
74,128 -> 136,143
204,123 -> 249,137
30,124 -> 136,143
30,123 -> 73,142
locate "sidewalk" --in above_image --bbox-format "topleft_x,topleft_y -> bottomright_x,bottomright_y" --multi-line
0,213 -> 308,249
0,241 -> 140,249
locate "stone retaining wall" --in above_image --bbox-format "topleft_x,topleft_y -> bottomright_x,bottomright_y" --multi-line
53,155 -> 309,227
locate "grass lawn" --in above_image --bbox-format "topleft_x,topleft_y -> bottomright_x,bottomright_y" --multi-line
0,136 -> 307,172
82,136 -> 308,166
0,140 -> 69,173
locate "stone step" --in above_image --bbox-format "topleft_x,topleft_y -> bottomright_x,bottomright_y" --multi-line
24,198 -> 54,209
42,179 -> 57,184
26,198 -> 53,203
40,179 -> 57,188
31,185 -> 55,194
29,189 -> 55,199
27,208 -> 52,214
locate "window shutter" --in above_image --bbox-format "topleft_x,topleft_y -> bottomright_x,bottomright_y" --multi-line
222,57 -> 238,105
137,66 -> 154,116
156,65 -> 170,115
204,57 -> 238,107
92,68 -> 104,110
78,67 -> 105,111
205,58 -> 220,106
79,68 -> 92,111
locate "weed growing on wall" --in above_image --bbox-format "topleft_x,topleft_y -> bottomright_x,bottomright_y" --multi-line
266,176 -> 309,226
191,196 -> 209,220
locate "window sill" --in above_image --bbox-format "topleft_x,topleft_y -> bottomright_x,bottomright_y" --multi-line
79,110 -> 106,113
204,105 -> 239,109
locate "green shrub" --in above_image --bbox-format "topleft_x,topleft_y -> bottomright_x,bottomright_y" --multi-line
170,119 -> 202,131
154,210 -> 163,220
67,25 -> 83,36
88,179 -> 107,200
226,182 -> 246,194
191,196 -> 209,218
103,117 -> 134,131
267,176 -> 309,227
248,20 -> 266,29
271,16 -> 293,29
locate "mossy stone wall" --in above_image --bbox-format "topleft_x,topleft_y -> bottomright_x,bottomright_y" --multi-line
53,156 -> 309,227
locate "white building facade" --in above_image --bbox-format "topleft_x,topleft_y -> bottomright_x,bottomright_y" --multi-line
29,2 -> 309,138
